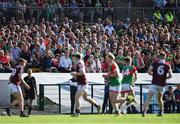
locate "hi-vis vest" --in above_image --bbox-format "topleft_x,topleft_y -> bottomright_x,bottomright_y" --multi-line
165,13 -> 174,23
153,12 -> 162,20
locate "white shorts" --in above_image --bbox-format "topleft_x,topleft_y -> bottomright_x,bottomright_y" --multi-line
77,85 -> 88,92
109,85 -> 121,94
9,83 -> 22,94
121,84 -> 133,93
149,84 -> 165,94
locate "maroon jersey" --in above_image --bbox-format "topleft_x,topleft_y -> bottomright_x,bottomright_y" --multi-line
76,61 -> 87,85
10,65 -> 24,85
152,61 -> 170,87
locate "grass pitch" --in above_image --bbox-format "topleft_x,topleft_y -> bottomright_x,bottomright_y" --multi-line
0,114 -> 179,124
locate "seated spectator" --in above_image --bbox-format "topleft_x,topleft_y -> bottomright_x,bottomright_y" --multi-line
174,47 -> 180,73
59,49 -> 72,72
32,43 -> 43,68
86,54 -> 102,73
42,49 -> 52,72
20,43 -> 32,68
0,50 -> 11,72
133,51 -> 145,72
52,54 -> 60,69
174,84 -> 180,113
54,44 -> 64,55
10,41 -> 21,66
116,49 -> 125,72
163,86 -> 176,113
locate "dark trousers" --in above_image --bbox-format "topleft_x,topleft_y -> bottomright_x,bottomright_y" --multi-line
102,85 -> 112,114
70,86 -> 77,114
164,101 -> 176,113
176,101 -> 180,113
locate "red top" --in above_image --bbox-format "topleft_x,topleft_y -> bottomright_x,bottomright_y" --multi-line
76,61 -> 87,85
10,65 -> 24,85
0,56 -> 9,65
152,61 -> 170,87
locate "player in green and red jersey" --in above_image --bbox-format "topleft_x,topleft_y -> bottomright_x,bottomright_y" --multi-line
103,52 -> 134,115
121,56 -> 137,98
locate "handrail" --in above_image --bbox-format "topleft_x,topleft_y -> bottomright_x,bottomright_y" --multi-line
39,83 -> 180,114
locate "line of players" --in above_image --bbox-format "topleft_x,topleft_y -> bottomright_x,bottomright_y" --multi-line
5,51 -> 172,117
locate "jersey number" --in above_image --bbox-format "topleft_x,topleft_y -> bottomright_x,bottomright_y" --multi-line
11,69 -> 16,76
123,69 -> 129,76
157,65 -> 164,75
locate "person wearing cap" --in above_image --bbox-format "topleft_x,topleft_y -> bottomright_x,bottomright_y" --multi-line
163,86 -> 175,113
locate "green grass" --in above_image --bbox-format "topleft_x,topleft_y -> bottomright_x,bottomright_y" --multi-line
0,114 -> 179,124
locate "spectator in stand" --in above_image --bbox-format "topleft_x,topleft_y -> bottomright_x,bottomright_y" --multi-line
42,49 -> 52,72
104,20 -> 115,36
116,49 -> 125,72
154,0 -> 167,8
133,51 -> 145,73
174,47 -> 180,73
163,86 -> 176,113
32,43 -> 43,68
174,84 -> 180,113
20,43 -> 32,68
0,50 -> 11,72
59,48 -> 72,72
52,54 -> 60,69
10,41 -> 21,66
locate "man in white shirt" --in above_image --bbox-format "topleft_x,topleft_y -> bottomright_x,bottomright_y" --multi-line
104,20 -> 115,36
59,49 -> 72,72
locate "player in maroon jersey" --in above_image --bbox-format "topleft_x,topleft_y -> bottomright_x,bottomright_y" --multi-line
6,58 -> 30,117
71,53 -> 101,116
142,52 -> 172,117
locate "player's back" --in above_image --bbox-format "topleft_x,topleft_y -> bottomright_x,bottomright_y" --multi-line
152,61 -> 170,87
10,65 -> 23,85
121,65 -> 137,84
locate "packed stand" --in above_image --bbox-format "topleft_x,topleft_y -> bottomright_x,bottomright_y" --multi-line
0,14 -> 179,73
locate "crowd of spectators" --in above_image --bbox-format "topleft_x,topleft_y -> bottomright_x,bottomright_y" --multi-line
0,15 -> 179,73
0,0 -> 113,22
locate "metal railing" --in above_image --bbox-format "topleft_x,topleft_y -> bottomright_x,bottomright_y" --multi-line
39,83 -> 180,114
0,6 -> 179,24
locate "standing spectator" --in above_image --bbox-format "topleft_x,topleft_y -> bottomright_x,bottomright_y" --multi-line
154,0 -> 167,8
59,49 -> 72,72
10,42 -> 21,65
95,0 -> 103,19
69,55 -> 77,114
165,10 -> 174,24
174,84 -> 180,113
153,9 -> 163,23
163,86 -> 176,113
24,69 -> 37,115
